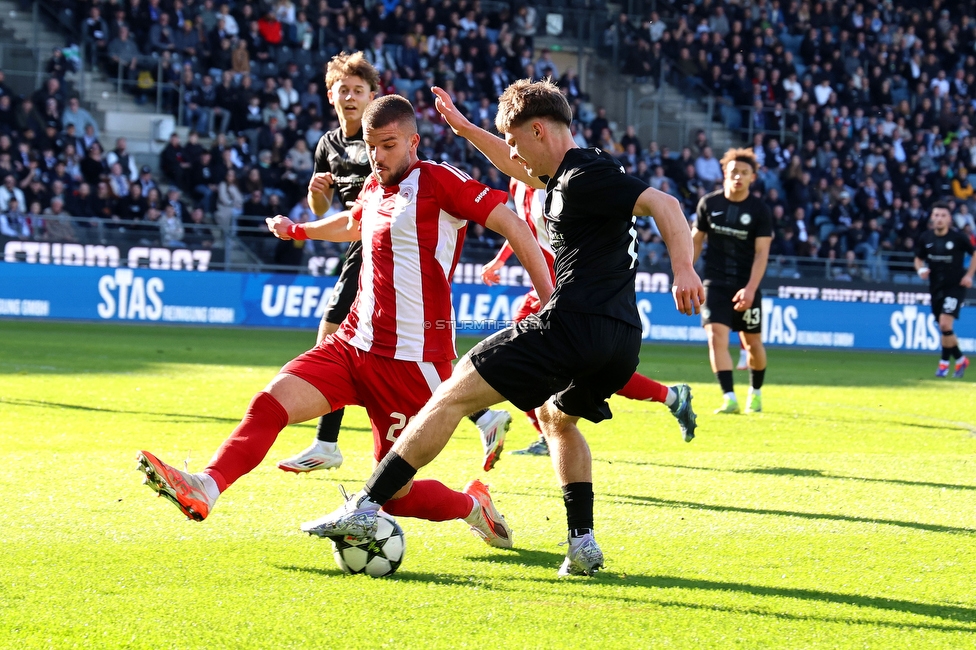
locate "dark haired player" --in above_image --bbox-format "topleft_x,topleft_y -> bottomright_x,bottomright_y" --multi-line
692,148 -> 772,414
136,95 -> 553,550
277,53 -> 512,475
301,80 -> 703,577
915,202 -> 975,378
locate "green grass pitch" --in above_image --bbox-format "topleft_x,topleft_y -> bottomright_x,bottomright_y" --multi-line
1,320 -> 974,649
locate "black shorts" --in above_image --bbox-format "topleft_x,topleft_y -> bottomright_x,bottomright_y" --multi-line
323,240 -> 363,325
701,284 -> 762,333
469,309 -> 641,423
931,286 -> 965,320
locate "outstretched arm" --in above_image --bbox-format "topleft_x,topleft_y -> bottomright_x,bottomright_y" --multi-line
483,204 -> 553,305
266,211 -> 361,242
431,86 -> 546,189
634,186 -> 704,315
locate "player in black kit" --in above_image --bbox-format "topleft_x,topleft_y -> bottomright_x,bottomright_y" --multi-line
276,54 -> 512,474
914,202 -> 976,378
300,79 -> 704,577
692,148 -> 772,414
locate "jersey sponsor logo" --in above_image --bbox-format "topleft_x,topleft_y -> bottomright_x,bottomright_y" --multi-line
740,213 -> 752,225
474,187 -> 490,203
710,224 -> 750,239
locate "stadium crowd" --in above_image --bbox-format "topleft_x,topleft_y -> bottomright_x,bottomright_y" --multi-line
1,0 -> 974,280
616,0 -> 976,280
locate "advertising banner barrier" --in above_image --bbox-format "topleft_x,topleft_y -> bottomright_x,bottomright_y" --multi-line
1,264 -> 974,353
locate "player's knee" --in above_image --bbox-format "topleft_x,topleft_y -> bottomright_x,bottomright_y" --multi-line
941,329 -> 955,337
537,401 -> 573,436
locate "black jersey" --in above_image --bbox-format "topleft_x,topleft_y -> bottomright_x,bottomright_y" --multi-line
695,190 -> 773,288
313,126 -> 371,209
539,147 -> 648,328
915,228 -> 975,290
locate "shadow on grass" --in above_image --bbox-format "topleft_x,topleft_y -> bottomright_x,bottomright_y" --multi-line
0,397 -> 369,431
624,575 -> 976,626
532,573 -> 976,631
618,460 -> 976,492
275,563 -> 976,631
463,547 -> 565,569
610,493 -> 976,535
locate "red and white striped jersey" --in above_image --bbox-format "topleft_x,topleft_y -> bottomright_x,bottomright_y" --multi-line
510,179 -> 556,285
339,160 -> 507,362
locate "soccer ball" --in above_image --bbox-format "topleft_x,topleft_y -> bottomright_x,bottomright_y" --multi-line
330,511 -> 405,577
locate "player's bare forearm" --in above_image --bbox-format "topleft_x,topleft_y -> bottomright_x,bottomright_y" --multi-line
634,187 -> 703,314
636,187 -> 695,272
308,190 -> 332,217
430,86 -> 545,189
305,211 -> 359,242
692,228 -> 706,263
485,205 -> 553,303
745,236 -> 772,292
266,211 -> 360,242
964,255 -> 976,284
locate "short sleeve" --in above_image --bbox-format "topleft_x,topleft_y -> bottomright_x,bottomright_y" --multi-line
754,202 -> 773,238
565,159 -> 647,218
695,196 -> 711,233
427,162 -> 507,226
313,135 -> 331,174
914,235 -> 925,259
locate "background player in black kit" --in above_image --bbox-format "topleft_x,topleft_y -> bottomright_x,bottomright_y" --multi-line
275,52 -> 377,474
914,202 -> 976,378
692,148 -> 772,415
277,53 -> 512,474
301,80 -> 704,577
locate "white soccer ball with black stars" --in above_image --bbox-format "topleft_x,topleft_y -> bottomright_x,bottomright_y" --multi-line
331,511 -> 405,577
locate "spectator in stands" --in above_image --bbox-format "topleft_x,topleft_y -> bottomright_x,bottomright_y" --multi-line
0,174 -> 25,212
42,197 -> 76,242
106,138 -> 138,182
694,146 -> 723,191
160,204 -> 186,247
185,206 -> 215,249
1,197 -> 30,239
216,169 -> 244,232
149,12 -> 177,56
160,132 -> 190,187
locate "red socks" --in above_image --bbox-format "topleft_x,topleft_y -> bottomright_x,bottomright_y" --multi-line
525,408 -> 542,434
205,392 -> 290,492
617,372 -> 669,403
382,479 -> 474,522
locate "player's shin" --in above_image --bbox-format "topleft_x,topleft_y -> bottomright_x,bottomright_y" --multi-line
205,391 -> 290,491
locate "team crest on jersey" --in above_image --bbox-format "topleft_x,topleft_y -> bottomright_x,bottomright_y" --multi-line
946,240 -> 954,250
347,143 -> 369,166
740,213 -> 752,225
400,185 -> 415,204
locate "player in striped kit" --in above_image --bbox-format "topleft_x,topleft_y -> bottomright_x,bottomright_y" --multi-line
486,180 -> 697,456
136,96 -> 553,548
